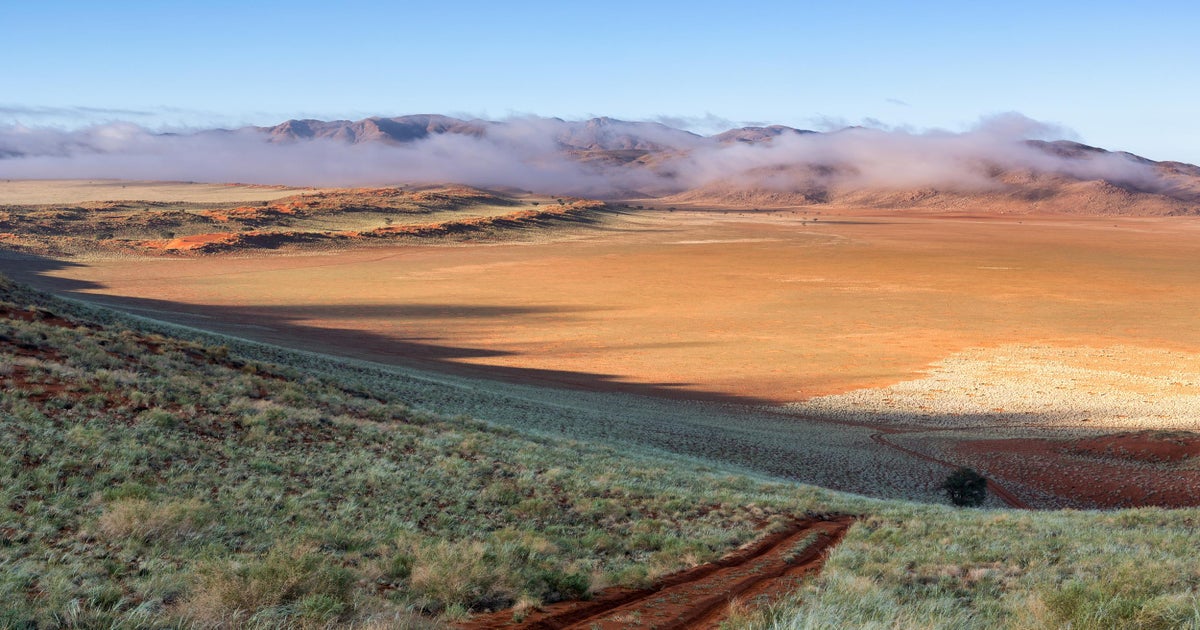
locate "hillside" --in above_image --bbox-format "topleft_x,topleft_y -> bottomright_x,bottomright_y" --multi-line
656,140 -> 1200,215
4,276 -> 1200,628
263,115 -> 488,145
260,115 -> 704,153
0,185 -> 610,256
660,170 -> 1200,215
0,274 -> 829,627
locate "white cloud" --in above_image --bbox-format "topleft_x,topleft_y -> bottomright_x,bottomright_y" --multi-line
0,113 -> 1168,197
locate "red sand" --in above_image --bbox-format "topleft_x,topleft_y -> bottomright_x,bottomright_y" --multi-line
1069,431 -> 1200,463
957,433 -> 1200,508
139,232 -> 240,251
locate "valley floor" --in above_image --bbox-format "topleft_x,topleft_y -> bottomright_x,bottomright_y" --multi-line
6,206 -> 1200,509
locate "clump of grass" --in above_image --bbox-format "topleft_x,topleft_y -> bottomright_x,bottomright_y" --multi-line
96,498 -> 214,543
407,539 -> 519,613
182,546 -> 356,624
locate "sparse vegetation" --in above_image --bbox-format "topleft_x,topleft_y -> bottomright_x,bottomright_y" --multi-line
0,276 -> 820,627
0,186 -> 610,256
735,507 -> 1200,629
3,275 -> 1200,628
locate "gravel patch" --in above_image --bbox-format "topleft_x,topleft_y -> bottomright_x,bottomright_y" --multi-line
784,344 -> 1200,430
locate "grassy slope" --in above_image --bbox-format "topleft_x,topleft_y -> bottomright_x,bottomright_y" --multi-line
2,274 -> 1200,629
0,275 -> 833,628
742,506 -> 1200,629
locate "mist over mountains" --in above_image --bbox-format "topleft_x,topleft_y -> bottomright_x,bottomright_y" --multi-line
2,113 -> 1198,213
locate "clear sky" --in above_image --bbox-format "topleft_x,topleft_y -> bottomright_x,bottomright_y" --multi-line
4,0 -> 1198,163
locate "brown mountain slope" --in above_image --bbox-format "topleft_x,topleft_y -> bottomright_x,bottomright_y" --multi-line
657,151 -> 1200,215
265,114 -> 487,144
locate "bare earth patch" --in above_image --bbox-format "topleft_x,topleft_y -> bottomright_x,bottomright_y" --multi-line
18,211 -> 1200,404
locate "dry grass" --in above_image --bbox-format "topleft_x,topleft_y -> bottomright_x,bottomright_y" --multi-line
96,498 -> 213,542
0,276 -> 825,627
0,179 -> 309,205
0,184 -> 603,256
4,273 -> 1200,628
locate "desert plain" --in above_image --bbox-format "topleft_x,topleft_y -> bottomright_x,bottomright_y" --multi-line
4,179 -> 1200,510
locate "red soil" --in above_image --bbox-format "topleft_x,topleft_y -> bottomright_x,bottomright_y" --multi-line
459,516 -> 854,630
200,205 -> 299,222
0,303 -> 84,329
869,431 -> 1030,509
138,232 -> 241,251
1069,431 -> 1200,463
956,434 -> 1200,508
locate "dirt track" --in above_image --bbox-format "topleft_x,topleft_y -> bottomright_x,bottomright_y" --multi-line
461,516 -> 854,630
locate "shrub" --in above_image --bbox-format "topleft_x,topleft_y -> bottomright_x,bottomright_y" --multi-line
942,468 -> 988,507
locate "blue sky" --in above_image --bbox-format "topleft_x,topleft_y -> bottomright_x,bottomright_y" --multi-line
4,0 -> 1198,162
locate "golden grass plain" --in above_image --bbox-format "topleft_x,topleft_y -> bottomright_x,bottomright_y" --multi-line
0,179 -> 314,204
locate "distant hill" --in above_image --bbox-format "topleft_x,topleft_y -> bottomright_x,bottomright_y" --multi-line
259,114 -> 702,151
252,117 -> 1200,213
659,138 -> 1200,214
4,114 -> 1200,214
713,125 -> 817,143
262,114 -> 487,144
259,116 -> 818,151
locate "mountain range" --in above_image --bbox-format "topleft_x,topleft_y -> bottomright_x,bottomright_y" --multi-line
3,114 -> 1199,214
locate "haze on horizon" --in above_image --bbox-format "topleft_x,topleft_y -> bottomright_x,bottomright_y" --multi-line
0,113 -> 1185,199
2,1 -> 1198,166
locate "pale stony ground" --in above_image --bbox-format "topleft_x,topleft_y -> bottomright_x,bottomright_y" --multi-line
784,344 -> 1200,431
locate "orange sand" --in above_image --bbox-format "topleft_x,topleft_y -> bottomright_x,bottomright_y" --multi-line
15,210 -> 1200,404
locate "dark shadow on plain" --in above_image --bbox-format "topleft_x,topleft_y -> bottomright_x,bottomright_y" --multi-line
6,248 -> 1192,510
0,249 -> 767,406
198,303 -> 612,320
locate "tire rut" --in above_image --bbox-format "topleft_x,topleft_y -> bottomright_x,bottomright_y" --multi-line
459,515 -> 854,630
869,431 -> 1031,509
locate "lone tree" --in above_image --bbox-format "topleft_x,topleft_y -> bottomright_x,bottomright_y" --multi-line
942,467 -> 988,507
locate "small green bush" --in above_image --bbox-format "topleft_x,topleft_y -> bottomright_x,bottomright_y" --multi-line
942,468 -> 988,507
